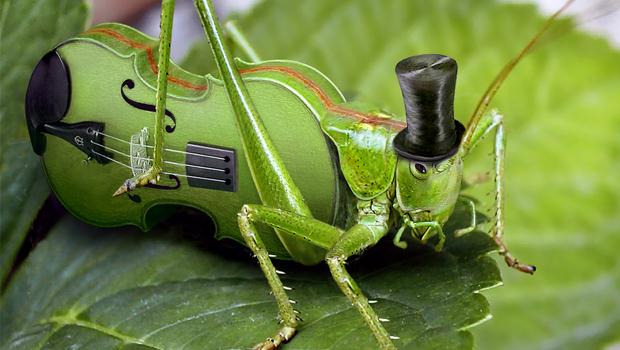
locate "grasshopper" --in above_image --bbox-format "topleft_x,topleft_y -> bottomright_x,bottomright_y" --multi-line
24,0 -> 577,348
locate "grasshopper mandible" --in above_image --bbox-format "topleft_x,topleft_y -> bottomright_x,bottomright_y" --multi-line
24,0 -> 576,348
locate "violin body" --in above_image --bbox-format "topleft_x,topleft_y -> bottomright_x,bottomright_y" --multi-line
29,24 -> 360,259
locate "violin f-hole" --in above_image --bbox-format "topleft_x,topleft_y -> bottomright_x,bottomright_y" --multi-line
120,79 -> 177,133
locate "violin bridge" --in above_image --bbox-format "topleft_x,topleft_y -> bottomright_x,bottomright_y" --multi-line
130,127 -> 151,177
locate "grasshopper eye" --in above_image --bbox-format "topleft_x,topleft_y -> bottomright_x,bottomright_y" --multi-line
410,162 -> 431,179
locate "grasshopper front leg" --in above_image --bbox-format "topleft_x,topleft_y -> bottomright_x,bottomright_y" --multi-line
411,221 -> 446,251
391,203 -> 446,251
461,111 -> 535,274
325,225 -> 397,350
114,0 -> 175,196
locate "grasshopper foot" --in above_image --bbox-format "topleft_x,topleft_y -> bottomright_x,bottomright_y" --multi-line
112,179 -> 135,197
434,240 -> 445,252
253,326 -> 296,350
494,236 -> 536,275
112,167 -> 161,197
504,255 -> 536,274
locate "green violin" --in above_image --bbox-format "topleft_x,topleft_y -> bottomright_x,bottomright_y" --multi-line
26,22 -> 349,262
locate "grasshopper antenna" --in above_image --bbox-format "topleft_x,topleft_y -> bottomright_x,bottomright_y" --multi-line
533,0 -> 620,52
460,0 -> 575,151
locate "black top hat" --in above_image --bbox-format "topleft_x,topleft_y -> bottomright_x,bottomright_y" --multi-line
392,54 -> 465,162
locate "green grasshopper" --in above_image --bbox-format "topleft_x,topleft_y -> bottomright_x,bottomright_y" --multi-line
24,0 -> 575,348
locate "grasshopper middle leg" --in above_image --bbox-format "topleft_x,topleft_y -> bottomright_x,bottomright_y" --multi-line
325,223 -> 397,350
238,204 -> 397,350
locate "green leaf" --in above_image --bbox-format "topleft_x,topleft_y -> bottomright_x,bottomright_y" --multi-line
0,0 -> 90,281
185,0 -> 620,348
1,207 -> 499,350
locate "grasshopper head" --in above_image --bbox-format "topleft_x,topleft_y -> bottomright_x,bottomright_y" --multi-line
395,155 -> 463,225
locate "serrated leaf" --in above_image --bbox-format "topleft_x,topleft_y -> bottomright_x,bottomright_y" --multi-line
0,204 -> 499,350
0,0 -> 89,281
184,0 -> 620,348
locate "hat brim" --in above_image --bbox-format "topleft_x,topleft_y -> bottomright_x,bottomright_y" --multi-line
392,120 -> 465,162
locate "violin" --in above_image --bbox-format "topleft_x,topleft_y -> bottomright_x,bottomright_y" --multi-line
25,23 -> 367,259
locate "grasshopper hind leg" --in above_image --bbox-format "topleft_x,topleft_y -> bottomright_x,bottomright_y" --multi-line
194,0 -> 325,346
194,0 -> 398,347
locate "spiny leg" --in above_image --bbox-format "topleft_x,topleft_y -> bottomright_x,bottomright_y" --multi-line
238,204 -> 341,349
194,0 -> 336,345
461,111 -> 535,274
194,1 -> 396,347
238,204 -> 396,350
326,224 -> 397,350
114,0 -> 175,196
239,209 -> 296,350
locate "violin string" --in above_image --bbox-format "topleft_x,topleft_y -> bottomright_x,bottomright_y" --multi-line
90,146 -> 229,184
162,171 -> 227,183
91,140 -> 227,173
92,140 -> 132,158
94,130 -> 226,161
163,146 -> 225,161
164,159 -> 227,173
92,150 -> 132,169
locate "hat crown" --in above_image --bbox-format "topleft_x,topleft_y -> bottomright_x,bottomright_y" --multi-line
393,54 -> 463,161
